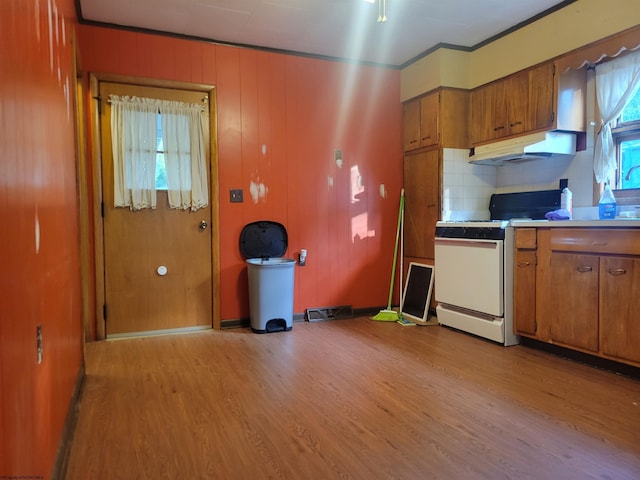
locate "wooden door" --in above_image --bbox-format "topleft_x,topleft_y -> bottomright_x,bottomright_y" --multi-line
513,228 -> 538,336
419,92 -> 439,148
527,62 -> 555,132
403,98 -> 421,152
100,82 -> 213,337
403,150 -> 440,260
503,71 -> 528,137
599,256 -> 640,364
470,83 -> 495,145
549,252 -> 599,352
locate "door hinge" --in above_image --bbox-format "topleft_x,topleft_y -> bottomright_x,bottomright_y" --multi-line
103,303 -> 107,321
101,201 -> 105,218
534,253 -> 538,266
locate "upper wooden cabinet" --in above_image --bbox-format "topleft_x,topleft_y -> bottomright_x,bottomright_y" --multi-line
419,93 -> 439,149
527,62 -> 555,132
470,61 -> 586,146
403,88 -> 469,152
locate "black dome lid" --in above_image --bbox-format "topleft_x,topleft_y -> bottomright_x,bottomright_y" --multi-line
239,221 -> 288,259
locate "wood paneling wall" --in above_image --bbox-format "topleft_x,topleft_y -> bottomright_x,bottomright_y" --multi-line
0,0 -> 83,477
76,25 -> 403,322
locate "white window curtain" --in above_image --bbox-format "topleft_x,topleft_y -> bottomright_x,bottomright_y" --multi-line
161,101 -> 209,211
110,95 -> 158,210
109,95 -> 209,211
594,51 -> 640,183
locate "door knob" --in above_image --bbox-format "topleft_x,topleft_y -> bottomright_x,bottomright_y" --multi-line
199,220 -> 208,231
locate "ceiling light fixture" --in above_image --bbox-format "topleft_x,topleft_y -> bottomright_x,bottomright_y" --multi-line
363,0 -> 387,23
377,0 -> 387,23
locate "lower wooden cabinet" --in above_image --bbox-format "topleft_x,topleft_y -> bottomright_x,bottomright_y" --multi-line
548,252 -> 599,352
513,229 -> 537,336
513,227 -> 640,368
599,256 -> 640,364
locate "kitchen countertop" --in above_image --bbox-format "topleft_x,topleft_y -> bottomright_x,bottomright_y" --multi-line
510,218 -> 640,227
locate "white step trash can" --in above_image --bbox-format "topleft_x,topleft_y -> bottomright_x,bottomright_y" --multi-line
240,221 -> 295,333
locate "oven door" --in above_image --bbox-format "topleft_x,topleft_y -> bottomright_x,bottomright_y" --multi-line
434,237 -> 504,317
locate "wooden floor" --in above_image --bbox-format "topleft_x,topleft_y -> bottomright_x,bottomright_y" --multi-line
65,318 -> 640,480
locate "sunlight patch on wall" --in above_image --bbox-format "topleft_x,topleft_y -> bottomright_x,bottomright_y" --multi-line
350,165 -> 364,203
352,213 -> 375,243
35,209 -> 41,254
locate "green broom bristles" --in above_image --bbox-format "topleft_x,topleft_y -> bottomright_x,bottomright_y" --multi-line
371,309 -> 399,321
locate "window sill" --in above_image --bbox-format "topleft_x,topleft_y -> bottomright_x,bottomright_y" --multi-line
612,188 -> 640,205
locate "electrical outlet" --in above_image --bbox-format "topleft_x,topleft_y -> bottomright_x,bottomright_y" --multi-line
230,189 -> 243,203
36,324 -> 43,365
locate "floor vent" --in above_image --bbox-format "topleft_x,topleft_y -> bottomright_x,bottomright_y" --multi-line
305,305 -> 353,322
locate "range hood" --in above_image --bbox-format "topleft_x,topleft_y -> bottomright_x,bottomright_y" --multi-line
468,131 -> 577,166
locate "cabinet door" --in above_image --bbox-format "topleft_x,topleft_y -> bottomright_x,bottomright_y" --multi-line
403,150 -> 439,260
470,84 -> 495,145
504,72 -> 528,137
549,252 -> 599,352
419,92 -> 439,148
599,257 -> 640,364
527,62 -> 555,131
514,249 -> 537,336
403,99 -> 420,152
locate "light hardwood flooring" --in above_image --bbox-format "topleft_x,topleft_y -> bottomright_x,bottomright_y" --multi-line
65,318 -> 640,479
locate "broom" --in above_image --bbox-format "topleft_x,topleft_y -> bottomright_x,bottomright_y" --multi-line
371,188 -> 405,321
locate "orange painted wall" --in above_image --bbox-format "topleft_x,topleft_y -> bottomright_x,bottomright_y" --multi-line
0,0 -> 83,477
76,25 -> 404,322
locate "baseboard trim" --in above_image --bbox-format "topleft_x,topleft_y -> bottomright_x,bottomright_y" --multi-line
221,308 -> 390,329
51,361 -> 86,480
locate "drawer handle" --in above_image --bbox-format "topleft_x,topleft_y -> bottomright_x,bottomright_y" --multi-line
591,241 -> 608,246
422,136 -> 431,140
517,261 -> 531,267
576,265 -> 593,273
510,121 -> 523,127
607,268 -> 627,276
493,125 -> 505,131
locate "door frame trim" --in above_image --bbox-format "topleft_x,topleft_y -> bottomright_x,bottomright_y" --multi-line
87,73 -> 221,339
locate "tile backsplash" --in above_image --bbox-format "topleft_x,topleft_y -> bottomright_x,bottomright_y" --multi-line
442,145 -> 602,221
442,148 -> 496,220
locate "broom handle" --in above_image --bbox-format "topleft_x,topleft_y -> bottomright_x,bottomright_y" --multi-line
399,189 -> 404,311
386,189 -> 405,310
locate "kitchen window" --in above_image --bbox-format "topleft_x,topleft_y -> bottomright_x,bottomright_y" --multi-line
595,51 -> 640,205
611,88 -> 640,191
609,87 -> 640,204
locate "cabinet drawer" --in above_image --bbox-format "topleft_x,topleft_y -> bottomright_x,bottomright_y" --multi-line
550,229 -> 640,255
515,228 -> 537,249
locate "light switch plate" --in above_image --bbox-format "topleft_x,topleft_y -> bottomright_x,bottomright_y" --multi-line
230,189 -> 243,203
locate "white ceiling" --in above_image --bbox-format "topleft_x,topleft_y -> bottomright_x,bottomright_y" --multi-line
78,0 -> 573,68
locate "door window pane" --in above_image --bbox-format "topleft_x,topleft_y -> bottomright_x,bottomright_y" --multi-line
155,114 -> 167,190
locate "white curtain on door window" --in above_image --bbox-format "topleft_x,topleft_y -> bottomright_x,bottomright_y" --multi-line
594,51 -> 640,183
110,95 -> 158,210
161,101 -> 209,211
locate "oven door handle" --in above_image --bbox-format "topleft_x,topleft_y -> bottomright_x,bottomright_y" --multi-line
435,238 -> 500,249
